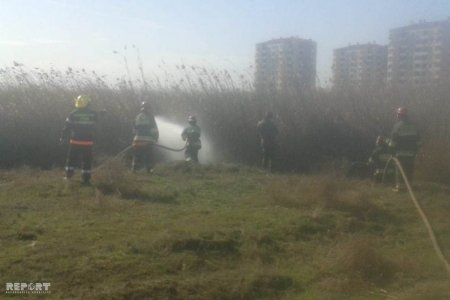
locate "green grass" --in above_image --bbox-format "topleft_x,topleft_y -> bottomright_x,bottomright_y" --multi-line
0,163 -> 449,299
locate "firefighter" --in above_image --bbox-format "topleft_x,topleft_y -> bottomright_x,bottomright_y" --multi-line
60,95 -> 98,184
368,136 -> 394,183
132,101 -> 159,173
181,115 -> 201,163
389,107 -> 420,191
257,112 -> 278,171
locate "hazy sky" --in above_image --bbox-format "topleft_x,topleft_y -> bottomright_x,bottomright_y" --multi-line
1,0 -> 449,85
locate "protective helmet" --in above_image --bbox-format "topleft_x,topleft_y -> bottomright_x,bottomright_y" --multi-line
265,111 -> 274,119
396,106 -> 408,116
375,135 -> 385,146
188,115 -> 197,124
140,101 -> 151,111
75,95 -> 91,108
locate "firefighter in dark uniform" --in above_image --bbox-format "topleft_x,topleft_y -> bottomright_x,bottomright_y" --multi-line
60,95 -> 98,184
181,115 -> 202,163
132,101 -> 159,172
389,107 -> 420,192
257,112 -> 278,171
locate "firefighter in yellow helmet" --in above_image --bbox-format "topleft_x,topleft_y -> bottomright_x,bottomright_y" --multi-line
60,95 -> 98,184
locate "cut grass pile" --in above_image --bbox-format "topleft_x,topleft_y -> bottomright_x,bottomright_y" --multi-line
0,163 -> 449,299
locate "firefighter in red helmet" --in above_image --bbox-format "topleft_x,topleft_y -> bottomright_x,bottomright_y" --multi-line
389,107 -> 420,191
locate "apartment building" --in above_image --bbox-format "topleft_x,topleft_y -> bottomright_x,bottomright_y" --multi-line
388,19 -> 450,85
254,37 -> 317,91
332,44 -> 388,89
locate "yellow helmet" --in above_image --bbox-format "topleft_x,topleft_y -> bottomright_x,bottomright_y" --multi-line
75,95 -> 91,108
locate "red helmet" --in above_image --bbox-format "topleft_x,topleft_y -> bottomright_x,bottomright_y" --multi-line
396,107 -> 408,116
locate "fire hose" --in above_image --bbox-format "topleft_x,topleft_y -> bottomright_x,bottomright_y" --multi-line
382,156 -> 450,278
93,142 -> 186,172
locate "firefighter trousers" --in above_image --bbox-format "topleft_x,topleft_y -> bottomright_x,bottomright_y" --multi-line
132,144 -> 154,172
65,144 -> 93,183
261,142 -> 276,170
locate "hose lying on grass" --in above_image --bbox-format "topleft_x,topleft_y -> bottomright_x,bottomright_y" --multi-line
93,142 -> 186,172
383,156 -> 450,279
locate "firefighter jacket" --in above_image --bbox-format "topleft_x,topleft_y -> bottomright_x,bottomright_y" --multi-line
62,108 -> 98,146
181,125 -> 201,149
257,119 -> 278,146
389,120 -> 419,157
133,112 -> 159,144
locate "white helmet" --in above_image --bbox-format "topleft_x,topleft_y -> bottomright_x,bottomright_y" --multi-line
188,115 -> 197,124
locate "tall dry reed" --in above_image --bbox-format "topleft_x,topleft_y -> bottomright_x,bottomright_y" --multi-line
0,63 -> 449,180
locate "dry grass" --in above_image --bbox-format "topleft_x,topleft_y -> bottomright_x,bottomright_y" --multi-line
93,161 -> 177,203
266,175 -> 387,218
1,165 -> 450,298
333,238 -> 397,284
396,281 -> 450,300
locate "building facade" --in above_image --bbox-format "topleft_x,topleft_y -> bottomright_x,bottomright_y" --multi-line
255,37 -> 317,91
388,19 -> 450,85
332,44 -> 388,89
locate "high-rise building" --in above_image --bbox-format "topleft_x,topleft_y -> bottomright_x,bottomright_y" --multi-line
388,19 -> 450,85
332,44 -> 388,89
254,37 -> 317,91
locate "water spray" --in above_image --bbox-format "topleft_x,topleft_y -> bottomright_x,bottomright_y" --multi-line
93,115 -> 217,171
155,116 -> 217,163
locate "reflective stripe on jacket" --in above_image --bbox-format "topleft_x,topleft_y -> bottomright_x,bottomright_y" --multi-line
62,108 -> 98,142
70,140 -> 94,146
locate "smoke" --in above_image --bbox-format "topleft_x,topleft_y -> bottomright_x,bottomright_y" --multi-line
155,116 -> 218,164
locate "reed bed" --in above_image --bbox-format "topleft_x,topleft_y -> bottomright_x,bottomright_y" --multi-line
0,63 -> 449,182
